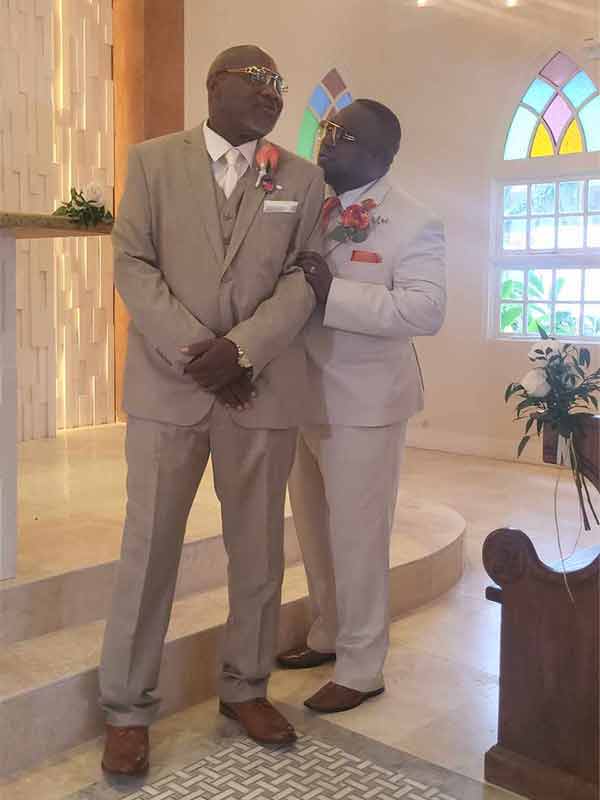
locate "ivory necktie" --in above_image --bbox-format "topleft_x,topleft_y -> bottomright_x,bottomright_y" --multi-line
222,149 -> 240,199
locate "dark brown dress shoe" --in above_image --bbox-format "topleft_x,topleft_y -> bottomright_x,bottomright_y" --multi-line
219,698 -> 297,745
101,724 -> 149,776
277,646 -> 336,669
304,681 -> 385,713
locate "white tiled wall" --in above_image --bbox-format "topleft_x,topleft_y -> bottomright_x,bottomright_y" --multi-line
53,0 -> 114,432
0,0 -> 114,441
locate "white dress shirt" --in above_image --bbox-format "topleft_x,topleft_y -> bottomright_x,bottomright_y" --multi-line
203,121 -> 258,195
337,179 -> 379,209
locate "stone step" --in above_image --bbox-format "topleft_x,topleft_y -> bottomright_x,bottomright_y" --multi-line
0,501 -> 465,778
0,518 -> 301,646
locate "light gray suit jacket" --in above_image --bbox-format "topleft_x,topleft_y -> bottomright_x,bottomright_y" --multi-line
113,124 -> 325,429
303,177 -> 446,426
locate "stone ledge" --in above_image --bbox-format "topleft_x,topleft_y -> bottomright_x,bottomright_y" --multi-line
0,212 -> 113,239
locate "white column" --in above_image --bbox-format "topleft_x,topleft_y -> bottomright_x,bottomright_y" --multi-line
0,232 -> 17,580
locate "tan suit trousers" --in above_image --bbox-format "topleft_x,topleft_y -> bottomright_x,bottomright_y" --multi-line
99,403 -> 296,726
288,422 -> 407,693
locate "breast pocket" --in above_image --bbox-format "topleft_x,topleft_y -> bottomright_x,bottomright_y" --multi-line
337,258 -> 390,287
258,210 -> 300,253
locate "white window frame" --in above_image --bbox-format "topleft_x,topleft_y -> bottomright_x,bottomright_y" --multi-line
490,167 -> 600,343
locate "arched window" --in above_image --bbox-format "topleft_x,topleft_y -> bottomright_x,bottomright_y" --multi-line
505,52 -> 600,159
297,69 -> 353,160
493,52 -> 600,340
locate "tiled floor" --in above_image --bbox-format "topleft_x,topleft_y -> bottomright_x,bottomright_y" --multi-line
3,437 -> 598,799
65,712 -> 511,800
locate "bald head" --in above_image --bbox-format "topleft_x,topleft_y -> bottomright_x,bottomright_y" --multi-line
207,45 -> 277,88
205,45 -> 283,146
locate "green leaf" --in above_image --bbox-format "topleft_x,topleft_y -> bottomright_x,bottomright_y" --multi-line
501,279 -> 524,301
537,323 -> 549,340
536,417 -> 545,435
505,382 -> 523,402
326,227 -> 348,243
527,272 -> 545,298
591,395 -> 599,409
501,306 -> 523,331
580,348 -> 591,368
350,229 -> 369,243
571,357 -> 585,379
525,416 -> 535,434
517,435 -> 531,458
515,398 -> 543,417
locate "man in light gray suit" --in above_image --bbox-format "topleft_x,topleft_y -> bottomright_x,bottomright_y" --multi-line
99,45 -> 324,774
278,100 -> 446,712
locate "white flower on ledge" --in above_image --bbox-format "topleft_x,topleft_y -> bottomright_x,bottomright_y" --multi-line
81,182 -> 105,208
528,340 -> 563,362
520,368 -> 551,398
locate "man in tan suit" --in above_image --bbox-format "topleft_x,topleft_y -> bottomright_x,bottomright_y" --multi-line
278,100 -> 446,712
99,45 -> 324,774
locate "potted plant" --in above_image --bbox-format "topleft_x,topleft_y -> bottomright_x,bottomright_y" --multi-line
505,325 -> 600,531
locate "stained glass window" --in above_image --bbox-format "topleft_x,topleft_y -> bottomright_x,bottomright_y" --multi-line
504,52 -> 600,160
297,69 -> 353,160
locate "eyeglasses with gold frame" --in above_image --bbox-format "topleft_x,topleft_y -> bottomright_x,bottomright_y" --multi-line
317,120 -> 358,146
221,66 -> 288,96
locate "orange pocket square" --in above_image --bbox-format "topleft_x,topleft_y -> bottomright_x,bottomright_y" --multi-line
351,250 -> 382,264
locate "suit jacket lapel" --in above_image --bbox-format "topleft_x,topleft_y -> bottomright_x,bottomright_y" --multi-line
224,160 -> 266,269
354,176 -> 393,209
182,126 -> 225,264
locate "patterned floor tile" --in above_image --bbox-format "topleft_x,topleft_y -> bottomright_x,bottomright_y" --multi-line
122,736 -> 458,800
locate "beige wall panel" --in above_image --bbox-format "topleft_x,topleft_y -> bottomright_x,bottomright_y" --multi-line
1,0 -> 54,441
2,0 -> 113,441
53,0 -> 114,435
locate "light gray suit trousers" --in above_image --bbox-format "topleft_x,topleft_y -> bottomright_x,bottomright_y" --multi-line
100,406 -> 296,725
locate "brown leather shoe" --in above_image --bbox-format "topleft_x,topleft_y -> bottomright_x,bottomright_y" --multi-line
304,681 -> 384,713
277,646 -> 336,669
101,724 -> 149,776
219,698 -> 297,745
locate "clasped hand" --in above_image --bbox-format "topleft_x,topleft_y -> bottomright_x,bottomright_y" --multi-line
180,338 -> 255,410
297,250 -> 333,304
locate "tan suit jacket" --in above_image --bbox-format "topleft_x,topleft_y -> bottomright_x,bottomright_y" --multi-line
113,124 -> 324,428
303,177 -> 446,426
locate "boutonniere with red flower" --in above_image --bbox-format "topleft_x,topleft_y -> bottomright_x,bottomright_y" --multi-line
325,197 -> 388,252
255,143 -> 280,193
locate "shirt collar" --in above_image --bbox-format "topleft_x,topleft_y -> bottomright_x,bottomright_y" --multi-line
338,179 -> 380,209
203,120 -> 258,167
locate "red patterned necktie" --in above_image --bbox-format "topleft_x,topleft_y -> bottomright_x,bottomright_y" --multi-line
321,196 -> 341,231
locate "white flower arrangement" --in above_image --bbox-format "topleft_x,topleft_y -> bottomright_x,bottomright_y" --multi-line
53,182 -> 113,226
506,324 -> 600,530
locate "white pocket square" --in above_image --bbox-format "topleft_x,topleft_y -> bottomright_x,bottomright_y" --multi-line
263,200 -> 298,214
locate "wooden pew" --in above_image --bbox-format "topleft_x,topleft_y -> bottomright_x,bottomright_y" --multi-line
483,416 -> 600,799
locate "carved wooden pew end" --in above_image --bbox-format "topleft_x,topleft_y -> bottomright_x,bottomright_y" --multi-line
483,528 -> 599,800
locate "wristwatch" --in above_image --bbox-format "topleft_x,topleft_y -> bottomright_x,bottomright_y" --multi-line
233,342 -> 253,371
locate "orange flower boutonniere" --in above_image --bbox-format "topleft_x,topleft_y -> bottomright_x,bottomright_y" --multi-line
255,143 -> 280,193
327,198 -> 387,247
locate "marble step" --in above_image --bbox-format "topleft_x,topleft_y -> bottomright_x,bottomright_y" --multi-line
0,501 -> 465,778
0,518 -> 302,646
